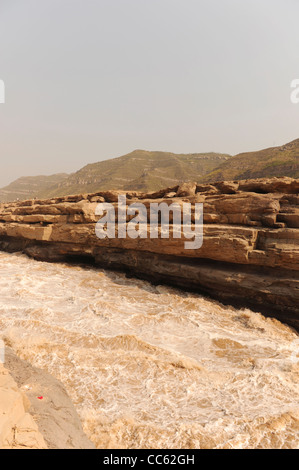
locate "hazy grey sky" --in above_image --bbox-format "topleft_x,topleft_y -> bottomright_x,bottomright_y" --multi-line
0,0 -> 299,186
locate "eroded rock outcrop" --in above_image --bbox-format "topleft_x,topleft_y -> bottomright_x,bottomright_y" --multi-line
0,362 -> 47,449
0,346 -> 95,449
0,176 -> 298,329
2,348 -> 95,449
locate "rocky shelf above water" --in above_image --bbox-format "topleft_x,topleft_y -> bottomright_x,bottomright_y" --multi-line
0,176 -> 298,330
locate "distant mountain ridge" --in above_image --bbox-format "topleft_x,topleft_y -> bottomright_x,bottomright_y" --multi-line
0,139 -> 298,202
0,173 -> 69,203
38,150 -> 230,199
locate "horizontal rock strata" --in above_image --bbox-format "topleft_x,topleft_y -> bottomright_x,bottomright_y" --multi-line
0,176 -> 298,329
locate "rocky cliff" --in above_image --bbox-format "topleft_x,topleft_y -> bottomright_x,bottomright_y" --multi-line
0,361 -> 47,449
0,177 -> 298,329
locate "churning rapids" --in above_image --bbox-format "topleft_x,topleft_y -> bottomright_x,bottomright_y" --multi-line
0,251 -> 299,449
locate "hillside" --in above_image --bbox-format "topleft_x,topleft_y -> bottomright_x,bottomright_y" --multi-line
202,138 -> 299,182
1,138 -> 298,202
38,150 -> 230,198
0,173 -> 69,202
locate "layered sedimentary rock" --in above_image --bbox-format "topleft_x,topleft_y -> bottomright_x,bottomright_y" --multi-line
0,177 -> 298,329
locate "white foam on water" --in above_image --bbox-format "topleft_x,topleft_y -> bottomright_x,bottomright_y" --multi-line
0,251 -> 298,449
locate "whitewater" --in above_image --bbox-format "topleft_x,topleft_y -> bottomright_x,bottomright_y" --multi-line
0,251 -> 298,449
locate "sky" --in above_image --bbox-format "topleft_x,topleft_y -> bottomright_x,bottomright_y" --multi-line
0,0 -> 299,186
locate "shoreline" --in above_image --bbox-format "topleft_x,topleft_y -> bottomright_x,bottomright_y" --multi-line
0,346 -> 95,449
0,176 -> 298,330
0,249 -> 298,449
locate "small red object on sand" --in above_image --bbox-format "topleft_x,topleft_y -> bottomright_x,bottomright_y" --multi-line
37,396 -> 43,400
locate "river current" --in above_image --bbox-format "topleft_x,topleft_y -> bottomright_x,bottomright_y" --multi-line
0,251 -> 298,449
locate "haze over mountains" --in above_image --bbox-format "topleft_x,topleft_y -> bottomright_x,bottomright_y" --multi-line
0,139 -> 298,202
39,150 -> 230,198
201,138 -> 299,183
0,151 -> 229,202
0,173 -> 69,203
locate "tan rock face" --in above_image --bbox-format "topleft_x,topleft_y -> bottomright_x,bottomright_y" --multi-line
176,181 -> 197,197
3,348 -> 95,449
0,177 -> 298,329
0,363 -> 47,449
